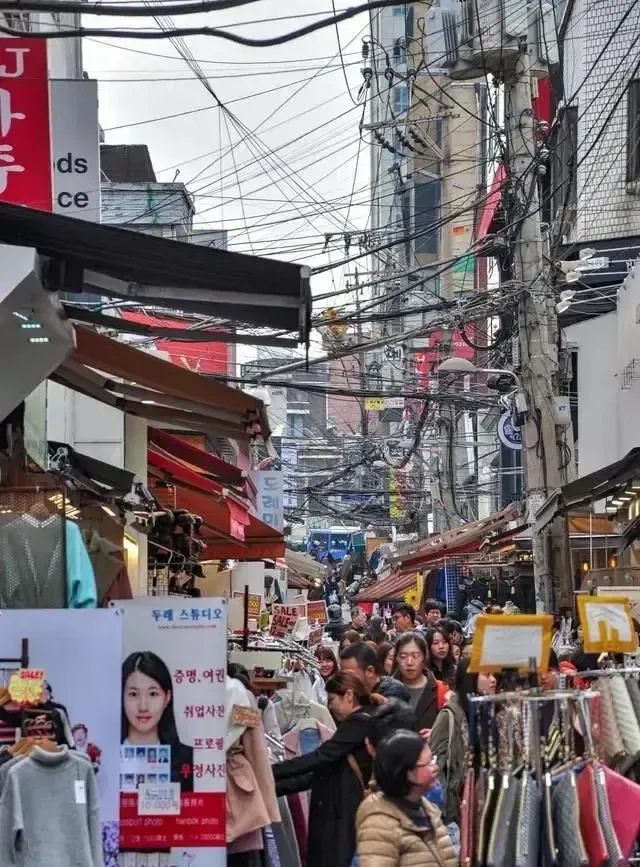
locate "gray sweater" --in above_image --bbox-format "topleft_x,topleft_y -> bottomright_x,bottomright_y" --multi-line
0,746 -> 103,867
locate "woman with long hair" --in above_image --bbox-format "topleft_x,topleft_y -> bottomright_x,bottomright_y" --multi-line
273,672 -> 373,867
313,646 -> 339,705
393,632 -> 439,733
429,657 -> 497,824
339,629 -> 363,654
377,642 -> 395,676
356,730 -> 456,867
424,627 -> 457,687
121,651 -> 194,791
365,615 -> 386,645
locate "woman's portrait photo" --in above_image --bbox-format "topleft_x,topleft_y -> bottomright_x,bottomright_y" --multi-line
121,651 -> 194,791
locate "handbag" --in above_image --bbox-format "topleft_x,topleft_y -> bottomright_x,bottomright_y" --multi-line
599,762 -> 640,859
515,772 -> 541,867
459,767 -> 476,867
551,771 -> 587,867
486,775 -> 521,867
576,765 -> 608,867
593,764 -> 624,867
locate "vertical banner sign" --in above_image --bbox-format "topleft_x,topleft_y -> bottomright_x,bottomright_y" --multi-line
252,470 -> 284,531
0,610 -> 122,867
50,79 -> 100,221
0,39 -> 53,210
117,598 -> 227,862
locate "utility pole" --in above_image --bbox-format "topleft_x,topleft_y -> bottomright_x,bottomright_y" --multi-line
505,44 -> 572,612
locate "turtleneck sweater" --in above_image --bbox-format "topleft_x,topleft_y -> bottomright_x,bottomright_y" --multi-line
0,746 -> 103,867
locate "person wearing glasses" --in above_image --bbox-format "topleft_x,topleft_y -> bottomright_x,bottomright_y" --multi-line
356,730 -> 456,867
393,632 -> 439,734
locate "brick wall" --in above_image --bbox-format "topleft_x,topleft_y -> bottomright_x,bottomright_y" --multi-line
567,0 -> 640,241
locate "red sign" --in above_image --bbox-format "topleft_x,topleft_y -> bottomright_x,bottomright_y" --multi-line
0,39 -> 52,210
121,310 -> 229,375
307,600 -> 328,625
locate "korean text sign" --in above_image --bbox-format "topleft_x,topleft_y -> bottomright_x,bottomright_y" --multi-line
270,604 -> 305,637
0,40 -> 53,209
117,599 -> 227,852
253,469 -> 284,531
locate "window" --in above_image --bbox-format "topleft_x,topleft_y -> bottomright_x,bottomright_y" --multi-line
287,413 -> 305,437
287,387 -> 307,403
392,5 -> 404,14
627,79 -> 640,183
414,179 -> 441,255
392,84 -> 409,116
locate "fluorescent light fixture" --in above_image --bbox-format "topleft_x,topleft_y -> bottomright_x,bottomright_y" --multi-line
611,499 -> 625,506
606,505 -> 619,512
631,480 -> 640,491
29,336 -> 50,344
619,494 -> 633,501
101,505 -> 117,518
20,322 -> 41,330
12,311 -> 29,321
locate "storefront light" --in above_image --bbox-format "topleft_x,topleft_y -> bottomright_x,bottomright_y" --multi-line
28,336 -> 50,344
611,498 -> 625,507
606,505 -> 618,514
20,322 -> 41,330
101,505 -> 117,518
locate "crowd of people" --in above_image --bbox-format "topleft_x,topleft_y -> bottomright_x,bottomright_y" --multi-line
270,599 -> 601,867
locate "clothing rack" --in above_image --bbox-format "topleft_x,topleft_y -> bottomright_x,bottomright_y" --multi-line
565,665 -> 640,679
0,639 -> 29,670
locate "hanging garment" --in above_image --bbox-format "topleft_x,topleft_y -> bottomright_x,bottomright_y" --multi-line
608,676 -> 640,759
476,770 -> 499,867
0,514 -> 67,608
625,677 -> 640,724
486,775 -> 521,867
515,772 -> 541,867
593,765 -> 623,867
274,691 -> 335,735
551,771 -> 587,867
273,798 -> 302,867
228,830 -> 264,855
541,774 -> 558,867
596,679 -> 626,768
576,766 -> 609,867
0,746 -> 103,867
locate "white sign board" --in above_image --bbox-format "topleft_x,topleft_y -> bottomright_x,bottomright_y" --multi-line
252,469 -> 284,531
50,79 -> 100,221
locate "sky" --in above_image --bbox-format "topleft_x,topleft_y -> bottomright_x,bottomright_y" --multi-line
84,0 -> 376,333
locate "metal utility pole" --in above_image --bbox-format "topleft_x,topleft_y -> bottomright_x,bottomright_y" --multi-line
505,45 -> 572,612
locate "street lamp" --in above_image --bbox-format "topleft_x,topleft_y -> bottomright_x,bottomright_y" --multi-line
436,357 -> 522,389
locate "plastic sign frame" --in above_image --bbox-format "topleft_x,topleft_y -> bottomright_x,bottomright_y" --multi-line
577,594 -> 638,654
469,614 -> 553,674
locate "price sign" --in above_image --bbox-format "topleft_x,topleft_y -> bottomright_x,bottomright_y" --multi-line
308,626 -> 323,648
138,783 -> 181,816
469,615 -> 553,674
577,595 -> 638,654
232,591 -> 262,618
307,600 -> 328,625
8,669 -> 45,706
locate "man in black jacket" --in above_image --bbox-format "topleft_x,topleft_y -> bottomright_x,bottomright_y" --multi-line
340,642 -> 411,702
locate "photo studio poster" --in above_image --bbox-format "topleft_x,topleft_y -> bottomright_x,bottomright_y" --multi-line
116,598 -> 227,867
0,609 -> 122,867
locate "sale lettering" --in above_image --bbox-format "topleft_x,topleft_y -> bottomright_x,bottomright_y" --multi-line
0,40 -> 52,209
270,604 -> 304,637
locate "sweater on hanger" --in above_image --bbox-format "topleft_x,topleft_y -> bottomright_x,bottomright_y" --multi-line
0,746 -> 103,867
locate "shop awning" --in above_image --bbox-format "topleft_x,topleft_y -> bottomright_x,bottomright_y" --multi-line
354,503 -> 521,602
52,325 -> 270,441
47,440 -> 152,502
0,201 -> 311,342
284,548 -> 326,583
202,513 -> 284,560
535,449 -> 640,530
148,427 -> 245,486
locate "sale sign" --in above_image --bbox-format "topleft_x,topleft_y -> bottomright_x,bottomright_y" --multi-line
307,600 -> 328,625
270,604 -> 305,637
117,599 -> 227,858
0,39 -> 52,210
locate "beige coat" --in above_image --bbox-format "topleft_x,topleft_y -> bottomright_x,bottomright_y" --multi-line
356,792 -> 456,867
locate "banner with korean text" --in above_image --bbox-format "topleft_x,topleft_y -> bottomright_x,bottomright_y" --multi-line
116,598 -> 227,865
0,39 -> 53,209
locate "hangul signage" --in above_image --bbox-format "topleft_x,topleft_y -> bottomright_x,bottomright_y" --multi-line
0,40 -> 52,210
269,604 -> 305,637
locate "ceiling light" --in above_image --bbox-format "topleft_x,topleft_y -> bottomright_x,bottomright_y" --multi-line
101,505 -> 117,518
606,505 -> 619,513
29,336 -> 50,344
619,493 -> 633,501
611,498 -> 625,506
20,322 -> 41,330
12,311 -> 29,321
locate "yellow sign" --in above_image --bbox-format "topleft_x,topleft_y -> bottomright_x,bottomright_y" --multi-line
8,669 -> 45,706
364,397 -> 384,411
232,591 -> 262,619
577,594 -> 638,654
469,615 -> 553,674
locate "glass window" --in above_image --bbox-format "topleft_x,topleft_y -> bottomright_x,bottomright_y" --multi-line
393,84 -> 409,116
628,80 -> 640,182
414,179 -> 441,255
287,413 -> 305,437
